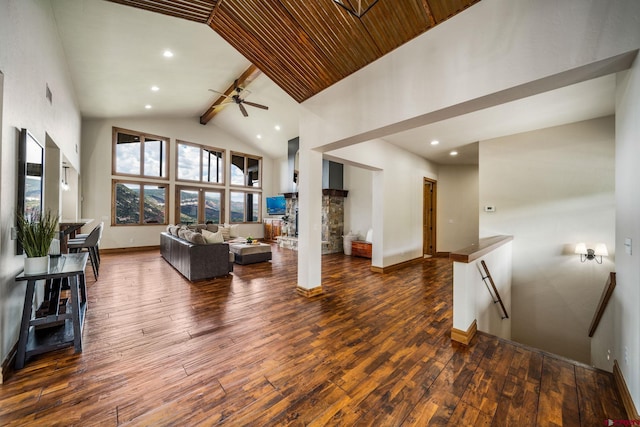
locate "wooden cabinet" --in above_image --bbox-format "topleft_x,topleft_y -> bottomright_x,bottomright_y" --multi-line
351,240 -> 372,258
263,219 -> 283,242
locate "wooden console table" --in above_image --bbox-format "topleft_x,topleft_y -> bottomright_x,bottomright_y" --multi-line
14,252 -> 89,369
352,240 -> 372,258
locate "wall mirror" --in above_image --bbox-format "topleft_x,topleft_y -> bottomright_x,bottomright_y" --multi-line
16,128 -> 44,254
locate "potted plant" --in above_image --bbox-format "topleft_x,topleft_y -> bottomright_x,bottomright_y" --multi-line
16,209 -> 58,274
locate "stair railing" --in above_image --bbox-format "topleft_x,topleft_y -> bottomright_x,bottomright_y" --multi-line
479,260 -> 509,320
588,272 -> 616,337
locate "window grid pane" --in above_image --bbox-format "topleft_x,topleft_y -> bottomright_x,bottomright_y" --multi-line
143,185 -> 166,224
204,191 -> 222,224
179,189 -> 199,224
143,139 -> 166,178
250,193 -> 260,222
115,135 -> 141,175
231,155 -> 245,186
203,149 -> 223,183
230,191 -> 244,223
115,182 -> 140,224
178,143 -> 201,181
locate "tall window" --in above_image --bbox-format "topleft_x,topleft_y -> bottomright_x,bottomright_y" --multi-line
230,191 -> 261,223
177,141 -> 224,184
112,128 -> 168,179
230,152 -> 261,188
176,186 -> 224,225
112,181 -> 168,225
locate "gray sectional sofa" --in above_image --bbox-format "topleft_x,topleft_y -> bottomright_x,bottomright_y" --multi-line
160,231 -> 233,281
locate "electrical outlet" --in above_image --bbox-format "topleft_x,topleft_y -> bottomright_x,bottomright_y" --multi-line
607,349 -> 611,361
484,206 -> 496,212
624,346 -> 629,365
10,227 -> 17,240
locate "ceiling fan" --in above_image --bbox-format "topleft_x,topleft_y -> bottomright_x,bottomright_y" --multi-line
208,80 -> 269,117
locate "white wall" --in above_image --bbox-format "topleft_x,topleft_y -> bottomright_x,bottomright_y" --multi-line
326,139 -> 438,267
81,117 -> 277,248
0,0 -> 81,374
604,58 -> 640,408
479,117 -> 615,364
437,165 -> 479,253
343,164 -> 372,240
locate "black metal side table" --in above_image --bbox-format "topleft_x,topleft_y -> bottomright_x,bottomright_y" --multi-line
14,252 -> 89,369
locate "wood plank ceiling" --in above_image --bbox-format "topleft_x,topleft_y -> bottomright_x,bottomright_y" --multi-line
107,0 -> 481,103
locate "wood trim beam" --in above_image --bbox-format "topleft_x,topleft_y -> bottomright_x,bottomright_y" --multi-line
613,360 -> 640,420
421,0 -> 437,27
370,257 -> 423,274
200,64 -> 262,125
451,319 -> 477,346
588,272 -> 616,337
206,0 -> 223,25
449,235 -> 514,263
296,286 -> 324,298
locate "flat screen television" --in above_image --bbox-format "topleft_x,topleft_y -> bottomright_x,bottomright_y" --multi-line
266,195 -> 286,215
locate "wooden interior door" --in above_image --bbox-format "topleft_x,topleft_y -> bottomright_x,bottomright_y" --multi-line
423,178 -> 437,257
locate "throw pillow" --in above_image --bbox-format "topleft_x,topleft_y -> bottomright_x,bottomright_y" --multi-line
219,225 -> 230,241
229,224 -> 240,238
189,232 -> 206,245
202,228 -> 224,244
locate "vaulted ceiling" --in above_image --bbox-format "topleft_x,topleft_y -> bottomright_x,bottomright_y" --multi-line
107,0 -> 480,103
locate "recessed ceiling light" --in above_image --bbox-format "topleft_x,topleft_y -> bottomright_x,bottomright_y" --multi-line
274,125 -> 281,131
430,140 -> 439,145
145,104 -> 152,109
163,50 -> 173,58
450,151 -> 458,156
256,134 -> 262,139
151,86 -> 159,92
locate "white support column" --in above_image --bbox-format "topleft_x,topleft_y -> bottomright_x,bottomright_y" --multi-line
296,147 -> 324,297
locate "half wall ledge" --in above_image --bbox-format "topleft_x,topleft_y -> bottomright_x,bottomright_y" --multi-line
449,235 -> 514,263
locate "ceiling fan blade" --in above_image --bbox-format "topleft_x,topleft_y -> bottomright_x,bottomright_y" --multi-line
238,103 -> 249,117
242,100 -> 269,110
208,89 -> 232,99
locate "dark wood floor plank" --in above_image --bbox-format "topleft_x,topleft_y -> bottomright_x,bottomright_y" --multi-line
537,356 -> 581,427
0,247 -> 626,426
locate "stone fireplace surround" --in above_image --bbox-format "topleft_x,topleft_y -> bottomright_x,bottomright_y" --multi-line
280,190 -> 348,254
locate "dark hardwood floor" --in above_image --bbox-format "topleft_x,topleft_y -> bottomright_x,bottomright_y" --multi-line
0,244 -> 626,426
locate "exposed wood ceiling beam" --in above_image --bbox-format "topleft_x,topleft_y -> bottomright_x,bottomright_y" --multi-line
200,64 -> 262,125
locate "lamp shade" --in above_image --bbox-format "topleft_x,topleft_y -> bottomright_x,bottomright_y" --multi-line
575,243 -> 588,255
594,243 -> 608,257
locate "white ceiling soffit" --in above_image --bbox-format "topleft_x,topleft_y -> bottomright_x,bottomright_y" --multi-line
383,74 -> 616,165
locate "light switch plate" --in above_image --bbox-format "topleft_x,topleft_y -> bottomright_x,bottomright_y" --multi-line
484,206 -> 496,212
624,238 -> 632,255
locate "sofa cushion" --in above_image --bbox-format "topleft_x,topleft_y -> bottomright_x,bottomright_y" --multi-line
178,228 -> 189,240
202,228 -> 224,244
188,232 -> 207,245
